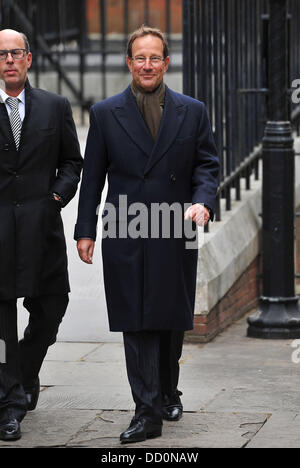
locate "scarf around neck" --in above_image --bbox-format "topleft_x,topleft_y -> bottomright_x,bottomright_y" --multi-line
130,80 -> 166,141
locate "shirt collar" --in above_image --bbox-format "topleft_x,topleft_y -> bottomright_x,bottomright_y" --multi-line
0,87 -> 25,104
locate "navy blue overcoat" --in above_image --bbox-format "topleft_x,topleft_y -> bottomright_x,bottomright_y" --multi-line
75,85 -> 219,331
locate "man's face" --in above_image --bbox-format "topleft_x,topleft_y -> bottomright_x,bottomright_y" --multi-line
127,35 -> 169,92
0,29 -> 32,95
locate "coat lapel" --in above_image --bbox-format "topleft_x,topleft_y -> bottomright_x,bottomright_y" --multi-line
111,85 -> 187,171
111,86 -> 154,157
143,86 -> 187,175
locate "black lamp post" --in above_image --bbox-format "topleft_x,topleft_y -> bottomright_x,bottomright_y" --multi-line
247,0 -> 300,338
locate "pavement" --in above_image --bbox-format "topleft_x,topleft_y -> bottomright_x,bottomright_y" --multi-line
2,311 -> 300,449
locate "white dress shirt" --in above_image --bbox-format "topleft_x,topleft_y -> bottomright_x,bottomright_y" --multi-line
0,88 -> 25,122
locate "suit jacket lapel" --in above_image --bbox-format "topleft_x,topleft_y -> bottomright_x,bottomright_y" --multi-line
18,80 -> 32,150
0,100 -> 13,143
111,86 -> 154,158
0,89 -> 15,148
143,86 -> 187,176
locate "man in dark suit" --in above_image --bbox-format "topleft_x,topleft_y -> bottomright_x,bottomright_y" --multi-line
0,29 -> 82,441
75,26 -> 219,443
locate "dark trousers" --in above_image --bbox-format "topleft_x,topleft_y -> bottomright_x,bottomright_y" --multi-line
0,294 -> 68,423
123,330 -> 184,425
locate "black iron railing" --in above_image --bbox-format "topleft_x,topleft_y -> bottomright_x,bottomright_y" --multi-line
0,0 -> 181,123
183,0 -> 300,227
1,0 -> 300,218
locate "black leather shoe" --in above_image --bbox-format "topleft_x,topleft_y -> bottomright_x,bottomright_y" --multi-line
162,390 -> 183,421
0,419 -> 21,441
24,377 -> 40,411
120,417 -> 162,444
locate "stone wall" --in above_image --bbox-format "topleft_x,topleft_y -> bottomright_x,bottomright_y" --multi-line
186,142 -> 300,343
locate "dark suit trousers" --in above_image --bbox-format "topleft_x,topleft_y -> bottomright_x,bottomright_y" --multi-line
123,330 -> 184,425
0,294 -> 68,423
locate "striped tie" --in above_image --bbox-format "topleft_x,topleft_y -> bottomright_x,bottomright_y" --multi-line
6,97 -> 22,150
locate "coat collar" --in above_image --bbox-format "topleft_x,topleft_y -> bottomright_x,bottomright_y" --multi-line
112,85 -> 187,173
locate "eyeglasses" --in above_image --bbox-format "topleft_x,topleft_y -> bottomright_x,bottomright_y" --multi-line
0,49 -> 28,61
131,56 -> 165,66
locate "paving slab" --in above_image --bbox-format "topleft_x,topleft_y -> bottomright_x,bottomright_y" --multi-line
38,386 -> 133,410
204,386 -> 300,414
44,342 -> 101,361
0,409 -> 267,449
0,410 -> 98,448
247,412 -> 300,448
37,385 -> 225,413
67,410 -> 268,448
39,361 -> 129,387
83,343 -> 127,363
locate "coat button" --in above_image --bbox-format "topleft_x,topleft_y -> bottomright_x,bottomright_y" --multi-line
4,144 -> 9,151
170,174 -> 176,182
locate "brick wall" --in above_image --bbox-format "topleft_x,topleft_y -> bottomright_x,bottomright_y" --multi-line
185,256 -> 262,343
86,0 -> 182,35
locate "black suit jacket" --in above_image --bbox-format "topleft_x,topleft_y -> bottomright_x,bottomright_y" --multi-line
0,81 -> 83,300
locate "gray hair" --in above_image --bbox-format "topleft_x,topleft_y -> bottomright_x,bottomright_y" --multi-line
20,32 -> 30,52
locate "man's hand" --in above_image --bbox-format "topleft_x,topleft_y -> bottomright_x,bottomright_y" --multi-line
184,204 -> 210,226
77,239 -> 95,264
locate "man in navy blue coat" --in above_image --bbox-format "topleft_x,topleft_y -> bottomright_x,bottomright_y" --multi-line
75,26 -> 219,444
